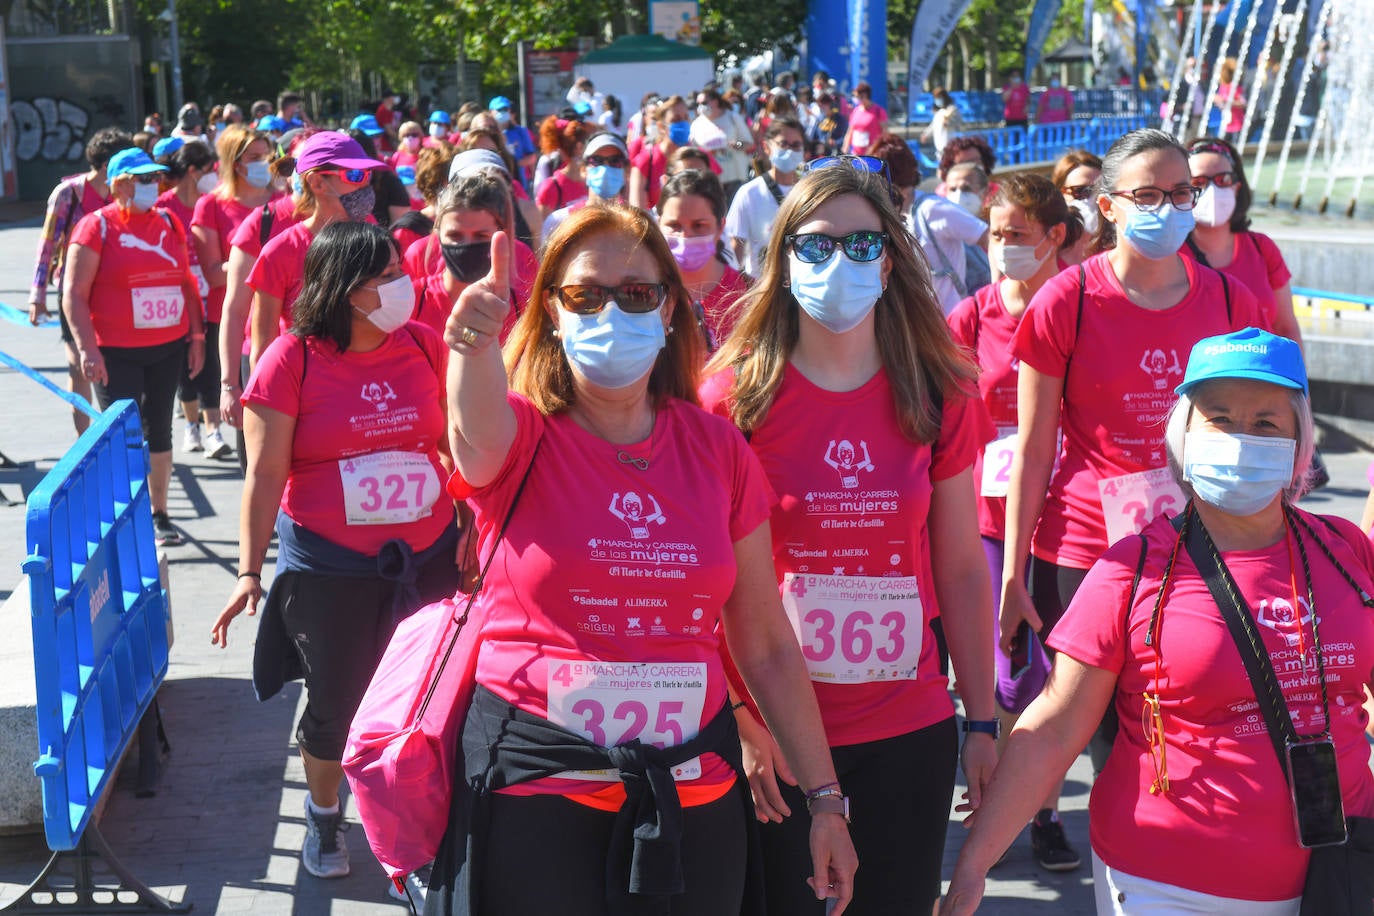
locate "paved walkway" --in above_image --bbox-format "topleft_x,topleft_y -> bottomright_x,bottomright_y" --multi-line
0,217 -> 1369,914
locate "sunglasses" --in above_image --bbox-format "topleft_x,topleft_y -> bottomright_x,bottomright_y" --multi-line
320,168 -> 370,186
552,283 -> 666,315
785,231 -> 888,264
1190,171 -> 1238,190
808,155 -> 887,178
1062,184 -> 1095,201
132,173 -> 160,185
585,154 -> 628,169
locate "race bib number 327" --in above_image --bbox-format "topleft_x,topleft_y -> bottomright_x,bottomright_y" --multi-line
338,451 -> 440,525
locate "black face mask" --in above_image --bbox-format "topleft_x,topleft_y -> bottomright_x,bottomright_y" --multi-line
441,241 -> 491,284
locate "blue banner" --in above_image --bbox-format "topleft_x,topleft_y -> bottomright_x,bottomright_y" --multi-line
1134,0 -> 1157,83
807,0 -> 889,108
1025,0 -> 1064,81
907,0 -> 976,98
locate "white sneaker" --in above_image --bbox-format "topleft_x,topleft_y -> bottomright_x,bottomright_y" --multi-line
204,428 -> 233,459
388,871 -> 427,907
182,423 -> 203,453
302,799 -> 350,879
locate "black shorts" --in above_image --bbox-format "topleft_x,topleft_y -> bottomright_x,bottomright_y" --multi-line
177,321 -> 220,406
1028,555 -> 1091,645
276,542 -> 462,760
57,299 -> 76,345
94,339 -> 187,453
758,717 -> 959,914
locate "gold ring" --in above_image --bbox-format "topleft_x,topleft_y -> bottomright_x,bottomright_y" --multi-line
461,326 -> 479,346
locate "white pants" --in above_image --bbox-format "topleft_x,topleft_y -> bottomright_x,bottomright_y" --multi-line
1092,852 -> 1301,915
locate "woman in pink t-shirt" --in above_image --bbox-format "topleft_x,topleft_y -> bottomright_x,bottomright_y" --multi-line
656,168 -> 747,350
946,328 -> 1374,914
1185,136 -> 1300,344
701,162 -> 995,914
433,201 -> 856,914
841,81 -> 887,156
212,221 -> 460,885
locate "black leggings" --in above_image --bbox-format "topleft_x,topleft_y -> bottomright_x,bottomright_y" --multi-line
177,321 -> 220,406
93,339 -> 186,453
759,717 -> 959,915
475,791 -> 747,916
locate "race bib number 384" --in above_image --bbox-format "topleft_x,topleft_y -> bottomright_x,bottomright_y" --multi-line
130,285 -> 184,329
782,573 -> 923,683
547,658 -> 707,782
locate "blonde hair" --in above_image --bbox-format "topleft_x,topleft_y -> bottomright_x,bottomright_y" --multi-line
707,165 -> 977,443
506,201 -> 703,415
213,124 -> 269,200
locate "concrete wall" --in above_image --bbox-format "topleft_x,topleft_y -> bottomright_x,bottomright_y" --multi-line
7,35 -> 141,202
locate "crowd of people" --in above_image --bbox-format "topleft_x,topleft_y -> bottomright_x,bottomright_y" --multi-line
21,69 -> 1374,916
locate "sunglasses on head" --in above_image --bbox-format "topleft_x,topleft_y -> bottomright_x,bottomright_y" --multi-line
785,231 -> 888,264
320,168 -> 369,185
585,154 -> 628,169
553,283 -> 666,315
808,155 -> 888,178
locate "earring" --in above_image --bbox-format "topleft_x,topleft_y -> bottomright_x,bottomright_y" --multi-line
666,325 -> 675,336
550,327 -> 561,339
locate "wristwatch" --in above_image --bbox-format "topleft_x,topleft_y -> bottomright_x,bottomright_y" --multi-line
962,718 -> 1001,739
805,787 -> 851,823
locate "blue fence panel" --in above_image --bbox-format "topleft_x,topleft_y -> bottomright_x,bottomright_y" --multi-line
910,92 -> 936,124
960,126 -> 1030,166
23,399 -> 169,851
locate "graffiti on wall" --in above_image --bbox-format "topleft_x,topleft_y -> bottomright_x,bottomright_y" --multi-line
11,97 -> 89,162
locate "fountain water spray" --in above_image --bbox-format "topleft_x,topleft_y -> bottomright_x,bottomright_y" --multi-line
1168,0 -> 1203,141
1258,0 -> 1320,202
1199,0 -> 1244,140
1236,0 -> 1281,153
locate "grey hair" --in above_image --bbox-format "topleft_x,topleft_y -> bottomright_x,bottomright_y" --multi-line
1093,128 -> 1188,250
1164,384 -> 1316,505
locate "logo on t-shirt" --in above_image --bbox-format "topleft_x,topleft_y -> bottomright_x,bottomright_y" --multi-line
1256,595 -> 1314,648
360,381 -> 398,412
1139,348 -> 1184,391
609,491 -> 666,540
117,228 -> 180,269
824,438 -> 875,489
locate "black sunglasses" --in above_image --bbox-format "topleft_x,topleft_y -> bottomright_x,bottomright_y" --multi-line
553,283 -> 666,315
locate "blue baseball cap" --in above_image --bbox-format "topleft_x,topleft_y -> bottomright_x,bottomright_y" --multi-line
428,109 -> 451,125
107,147 -> 167,179
488,96 -> 512,112
349,114 -> 385,136
573,100 -> 593,116
395,165 -> 416,186
256,115 -> 286,133
1176,327 -> 1308,396
151,137 -> 184,159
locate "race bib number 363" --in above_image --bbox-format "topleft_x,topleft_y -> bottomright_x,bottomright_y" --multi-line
338,451 -> 440,525
547,658 -> 707,782
1097,467 -> 1185,545
781,574 -> 923,684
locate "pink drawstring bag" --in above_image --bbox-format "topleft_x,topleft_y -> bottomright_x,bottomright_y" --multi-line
343,450 -> 537,880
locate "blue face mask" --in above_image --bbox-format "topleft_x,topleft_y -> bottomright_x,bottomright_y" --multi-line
493,109 -> 511,126
1119,204 -> 1195,260
668,121 -> 692,146
559,303 -> 666,389
788,251 -> 884,334
1184,431 -> 1295,516
585,164 -> 625,199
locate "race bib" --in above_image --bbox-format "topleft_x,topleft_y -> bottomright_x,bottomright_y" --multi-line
782,574 -> 923,683
130,285 -> 184,329
853,130 -> 871,150
337,451 -> 441,525
190,264 -> 209,300
981,426 -> 1018,498
1097,467 -> 1185,545
547,658 -> 707,782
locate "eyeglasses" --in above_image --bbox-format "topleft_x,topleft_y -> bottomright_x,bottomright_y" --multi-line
1107,184 -> 1201,213
132,174 -> 160,185
772,139 -> 806,152
320,168 -> 370,186
785,231 -> 888,264
1190,171 -> 1238,190
585,154 -> 628,169
1062,184 -> 1095,201
552,283 -> 666,315
1142,692 -> 1170,796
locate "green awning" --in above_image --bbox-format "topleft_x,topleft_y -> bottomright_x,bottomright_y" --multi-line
576,34 -> 713,64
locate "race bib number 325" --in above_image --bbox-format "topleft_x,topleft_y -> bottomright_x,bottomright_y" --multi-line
547,658 -> 707,782
782,573 -> 923,684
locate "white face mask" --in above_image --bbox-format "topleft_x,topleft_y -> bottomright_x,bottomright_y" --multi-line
788,252 -> 884,334
1184,431 -> 1295,516
1193,184 -> 1237,228
1069,198 -> 1099,236
770,146 -> 802,174
994,238 -> 1053,282
429,123 -> 447,139
131,182 -> 159,211
947,188 -> 982,215
196,170 -> 219,195
559,304 -> 666,390
356,276 -> 414,333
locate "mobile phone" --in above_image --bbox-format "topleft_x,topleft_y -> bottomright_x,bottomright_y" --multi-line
1286,738 -> 1347,848
1008,620 -> 1032,680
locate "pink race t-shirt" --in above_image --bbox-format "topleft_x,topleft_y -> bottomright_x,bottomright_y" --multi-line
700,364 -> 993,747
948,282 -> 1021,541
447,393 -> 773,796
157,190 -> 209,315
699,266 -> 749,347
535,170 -> 588,212
1182,230 -> 1292,330
1011,253 -> 1262,568
69,204 -> 196,349
242,323 -> 454,556
246,221 -> 315,347
1050,510 -> 1374,900
192,192 -> 256,323
1003,82 -> 1031,120
228,194 -> 298,260
409,240 -> 540,341
847,103 -> 887,155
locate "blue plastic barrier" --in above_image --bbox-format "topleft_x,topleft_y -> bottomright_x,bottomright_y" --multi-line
22,399 -> 169,852
911,88 -> 1167,127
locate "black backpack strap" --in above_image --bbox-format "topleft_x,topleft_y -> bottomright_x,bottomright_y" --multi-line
760,172 -> 785,206
1127,533 -> 1149,609
1063,263 -> 1086,382
1219,271 -> 1232,324
259,200 -> 275,248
